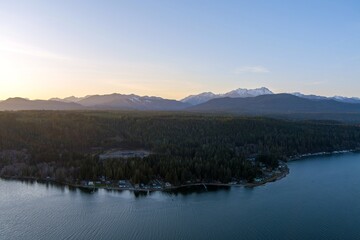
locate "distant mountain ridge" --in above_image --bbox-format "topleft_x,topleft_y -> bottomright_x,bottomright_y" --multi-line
181,87 -> 273,105
2,87 -> 360,113
291,92 -> 360,103
50,96 -> 86,103
187,94 -> 360,115
0,98 -> 83,111
76,93 -> 188,110
181,87 -> 360,105
0,94 -> 189,111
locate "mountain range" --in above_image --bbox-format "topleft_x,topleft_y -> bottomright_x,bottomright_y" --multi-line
0,98 -> 83,111
181,87 -> 360,105
188,94 -> 360,115
181,87 -> 274,105
2,88 -> 360,122
0,94 -> 189,111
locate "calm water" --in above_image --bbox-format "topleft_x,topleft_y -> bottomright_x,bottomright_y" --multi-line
2,153 -> 360,240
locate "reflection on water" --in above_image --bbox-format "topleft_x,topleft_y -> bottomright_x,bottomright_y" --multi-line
166,185 -> 231,196
1,177 -> 232,198
2,152 -> 360,240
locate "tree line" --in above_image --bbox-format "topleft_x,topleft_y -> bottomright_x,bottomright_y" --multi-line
1,111 -> 360,184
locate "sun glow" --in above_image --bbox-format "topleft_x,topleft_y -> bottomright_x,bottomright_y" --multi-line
0,39 -> 194,100
1,1 -> 359,100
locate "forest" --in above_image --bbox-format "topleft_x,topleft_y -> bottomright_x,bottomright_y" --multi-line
1,111 -> 360,185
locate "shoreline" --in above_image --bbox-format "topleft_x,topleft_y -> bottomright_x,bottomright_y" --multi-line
0,164 -> 290,193
288,149 -> 358,161
2,149 -> 356,193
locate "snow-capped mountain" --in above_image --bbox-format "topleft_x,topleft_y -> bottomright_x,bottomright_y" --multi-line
181,87 -> 274,105
182,87 -> 360,106
291,92 -> 360,104
50,93 -> 190,110
224,87 -> 273,98
332,96 -> 360,104
291,92 -> 328,101
3,88 -> 360,111
188,93 -> 360,116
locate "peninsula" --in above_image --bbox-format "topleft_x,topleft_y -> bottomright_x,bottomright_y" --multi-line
1,111 -> 360,192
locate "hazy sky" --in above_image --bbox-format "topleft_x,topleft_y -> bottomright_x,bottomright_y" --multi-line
0,0 -> 359,100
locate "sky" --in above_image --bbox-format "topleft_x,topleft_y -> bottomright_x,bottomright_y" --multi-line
0,0 -> 359,100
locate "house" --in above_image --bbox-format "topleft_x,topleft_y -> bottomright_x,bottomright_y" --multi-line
119,180 -> 127,188
254,178 -> 262,183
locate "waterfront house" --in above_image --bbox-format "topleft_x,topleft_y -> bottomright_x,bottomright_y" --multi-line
118,180 -> 127,188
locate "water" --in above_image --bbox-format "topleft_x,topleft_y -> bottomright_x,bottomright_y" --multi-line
1,152 -> 360,240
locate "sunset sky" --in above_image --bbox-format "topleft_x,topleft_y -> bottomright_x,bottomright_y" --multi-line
0,0 -> 359,100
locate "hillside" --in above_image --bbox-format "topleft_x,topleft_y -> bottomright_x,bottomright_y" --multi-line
0,98 -> 84,111
187,94 -> 360,115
